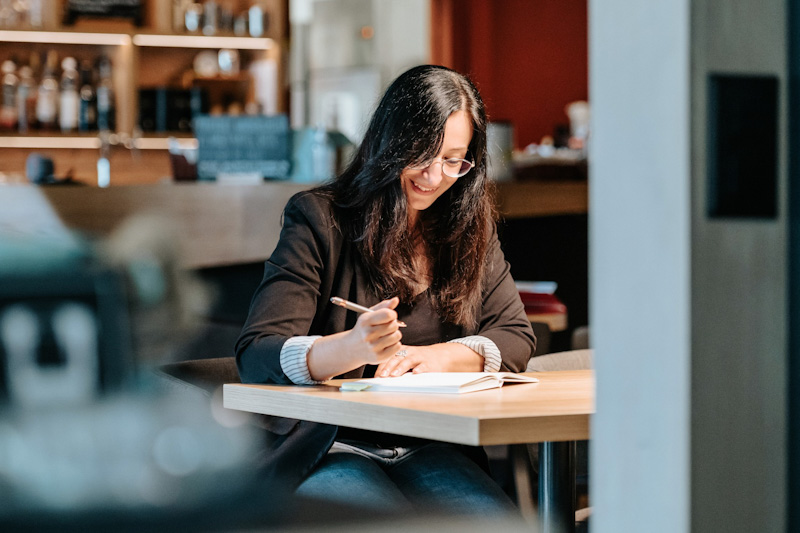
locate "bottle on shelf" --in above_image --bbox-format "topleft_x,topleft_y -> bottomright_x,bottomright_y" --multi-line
36,50 -> 59,131
311,123 -> 334,182
95,55 -> 115,132
27,50 -> 40,81
97,131 -> 110,188
27,0 -> 43,28
16,64 -> 35,133
184,2 -> 202,33
248,3 -> 264,37
233,12 -> 247,36
172,0 -> 191,32
78,60 -> 96,132
202,0 -> 218,35
219,5 -> 233,33
59,57 -> 79,133
0,0 -> 19,29
0,59 -> 18,131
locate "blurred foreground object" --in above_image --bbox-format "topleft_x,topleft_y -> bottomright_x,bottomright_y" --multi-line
0,394 -> 262,529
0,264 -> 133,405
0,189 -> 277,530
0,188 -> 131,403
101,213 -> 210,365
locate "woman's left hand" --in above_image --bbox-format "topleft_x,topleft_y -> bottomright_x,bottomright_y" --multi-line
374,343 -> 484,377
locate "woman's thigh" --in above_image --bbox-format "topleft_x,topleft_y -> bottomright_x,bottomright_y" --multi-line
295,452 -> 412,513
386,444 -> 517,516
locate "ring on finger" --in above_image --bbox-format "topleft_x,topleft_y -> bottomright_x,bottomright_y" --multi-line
395,349 -> 408,358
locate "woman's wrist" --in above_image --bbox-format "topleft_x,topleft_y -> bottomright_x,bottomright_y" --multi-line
306,330 -> 364,381
438,342 -> 484,371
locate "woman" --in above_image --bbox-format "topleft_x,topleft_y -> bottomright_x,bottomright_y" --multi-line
236,65 -> 535,515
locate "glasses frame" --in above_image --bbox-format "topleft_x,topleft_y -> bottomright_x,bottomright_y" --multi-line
408,156 -> 476,178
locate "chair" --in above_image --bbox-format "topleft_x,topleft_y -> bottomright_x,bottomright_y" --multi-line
571,325 -> 590,351
525,348 -> 593,372
158,356 -> 241,396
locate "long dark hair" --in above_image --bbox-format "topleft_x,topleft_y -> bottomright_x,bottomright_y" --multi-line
321,65 -> 494,328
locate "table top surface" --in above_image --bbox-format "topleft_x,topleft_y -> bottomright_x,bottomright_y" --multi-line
224,370 -> 594,446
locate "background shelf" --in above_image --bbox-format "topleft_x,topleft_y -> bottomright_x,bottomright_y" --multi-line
0,0 -> 288,184
0,29 -> 131,45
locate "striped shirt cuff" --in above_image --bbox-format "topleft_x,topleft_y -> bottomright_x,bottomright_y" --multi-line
448,335 -> 502,372
280,336 -> 324,385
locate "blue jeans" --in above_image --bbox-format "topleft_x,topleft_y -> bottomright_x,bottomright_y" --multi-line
295,441 -> 516,516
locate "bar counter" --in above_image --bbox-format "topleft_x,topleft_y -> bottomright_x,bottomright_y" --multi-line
4,178 -> 587,269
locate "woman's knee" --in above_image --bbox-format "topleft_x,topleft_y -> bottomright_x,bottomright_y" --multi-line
388,444 -> 516,516
296,452 -> 411,513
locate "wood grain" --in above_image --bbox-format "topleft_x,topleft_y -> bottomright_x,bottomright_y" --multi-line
223,370 -> 594,446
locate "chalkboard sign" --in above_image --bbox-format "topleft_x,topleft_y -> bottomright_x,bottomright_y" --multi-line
64,0 -> 143,25
194,115 -> 292,181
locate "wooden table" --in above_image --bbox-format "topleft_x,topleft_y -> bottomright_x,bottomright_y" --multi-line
224,370 -> 594,533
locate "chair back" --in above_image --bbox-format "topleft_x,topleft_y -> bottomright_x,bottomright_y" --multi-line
525,349 -> 593,372
158,357 -> 240,396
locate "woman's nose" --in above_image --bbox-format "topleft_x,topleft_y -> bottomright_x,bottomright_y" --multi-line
422,162 -> 444,184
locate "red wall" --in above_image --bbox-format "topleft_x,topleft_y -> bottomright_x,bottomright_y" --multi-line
436,0 -> 588,149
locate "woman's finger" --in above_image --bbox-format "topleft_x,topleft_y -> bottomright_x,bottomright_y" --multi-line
375,358 -> 392,376
377,347 -> 408,376
363,321 -> 400,345
359,308 -> 399,328
388,354 -> 416,376
369,297 -> 399,311
376,355 -> 399,377
372,329 -> 402,352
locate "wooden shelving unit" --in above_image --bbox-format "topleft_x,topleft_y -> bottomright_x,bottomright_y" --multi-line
0,0 -> 288,184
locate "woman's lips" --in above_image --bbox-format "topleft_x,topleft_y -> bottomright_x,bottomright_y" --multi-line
411,180 -> 437,194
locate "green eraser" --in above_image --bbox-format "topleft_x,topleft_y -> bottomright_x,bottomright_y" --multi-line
340,382 -> 371,392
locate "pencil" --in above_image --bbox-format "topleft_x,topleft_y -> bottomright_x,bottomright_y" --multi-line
330,297 -> 407,327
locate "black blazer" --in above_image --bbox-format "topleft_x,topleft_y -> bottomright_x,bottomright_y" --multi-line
236,190 -> 535,384
234,190 -> 536,486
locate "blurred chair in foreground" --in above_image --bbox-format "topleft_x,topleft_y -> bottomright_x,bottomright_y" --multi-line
0,193 -> 286,530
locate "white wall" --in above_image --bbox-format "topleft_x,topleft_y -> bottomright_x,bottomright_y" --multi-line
589,1 -> 692,531
292,0 -> 430,139
371,0 -> 430,87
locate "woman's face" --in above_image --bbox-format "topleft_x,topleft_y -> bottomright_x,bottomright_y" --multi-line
400,109 -> 473,224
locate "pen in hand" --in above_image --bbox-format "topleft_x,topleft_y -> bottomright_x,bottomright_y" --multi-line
330,297 -> 407,327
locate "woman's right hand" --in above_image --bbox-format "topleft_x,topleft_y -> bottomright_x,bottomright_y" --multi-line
346,297 -> 403,365
306,297 -> 403,381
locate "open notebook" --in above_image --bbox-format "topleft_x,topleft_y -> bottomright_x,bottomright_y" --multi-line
339,372 -> 538,394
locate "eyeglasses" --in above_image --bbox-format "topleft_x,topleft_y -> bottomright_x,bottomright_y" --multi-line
408,156 -> 475,178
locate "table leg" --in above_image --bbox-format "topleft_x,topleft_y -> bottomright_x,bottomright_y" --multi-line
538,441 -> 576,533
